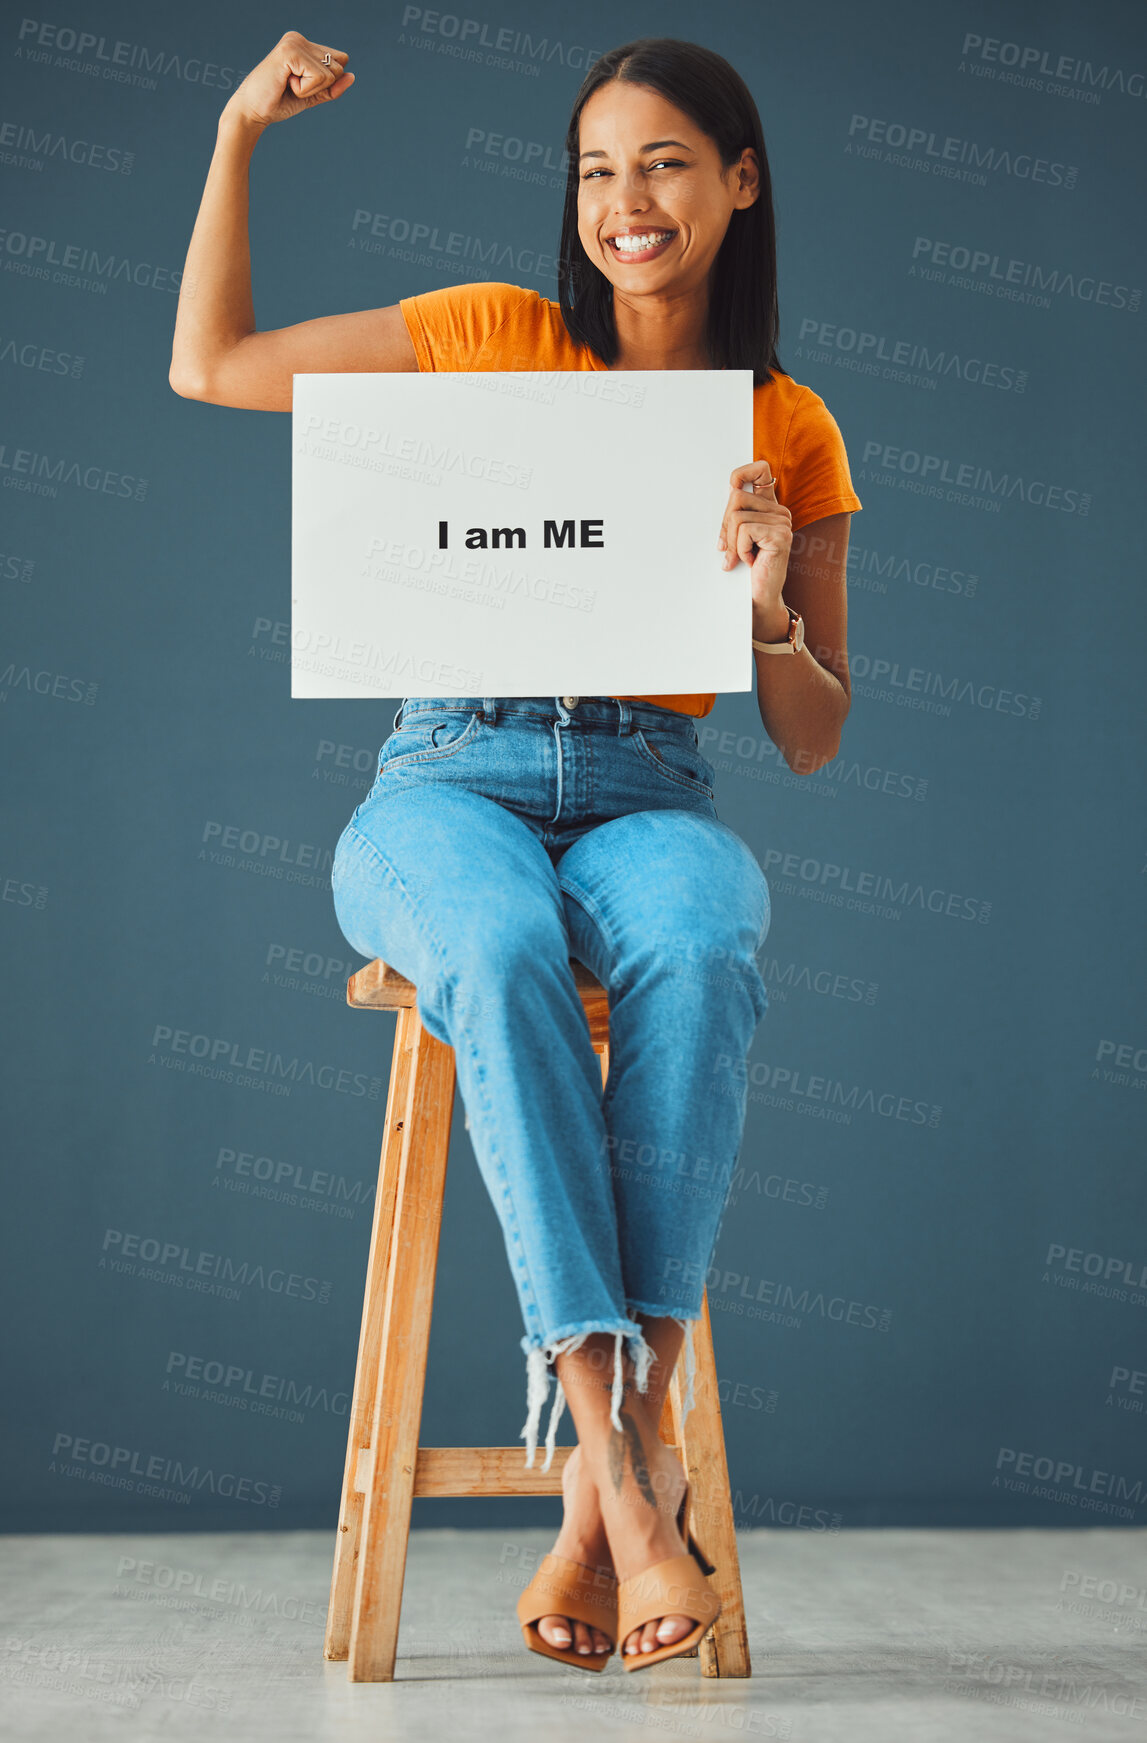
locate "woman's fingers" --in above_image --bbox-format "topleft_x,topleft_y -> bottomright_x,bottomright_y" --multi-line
287,42 -> 346,99
730,460 -> 776,499
719,471 -> 783,568
229,32 -> 354,124
731,483 -> 773,507
299,43 -> 353,94
737,515 -> 764,567
719,463 -> 774,537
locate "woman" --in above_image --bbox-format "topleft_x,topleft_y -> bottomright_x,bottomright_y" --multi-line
170,32 -> 861,1671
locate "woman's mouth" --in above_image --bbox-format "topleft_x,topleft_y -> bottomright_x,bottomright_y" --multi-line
605,229 -> 676,263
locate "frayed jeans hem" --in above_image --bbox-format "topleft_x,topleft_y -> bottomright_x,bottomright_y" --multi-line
621,1301 -> 701,1436
518,1318 -> 655,1473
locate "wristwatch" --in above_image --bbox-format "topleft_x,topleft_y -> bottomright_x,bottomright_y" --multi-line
752,607 -> 805,655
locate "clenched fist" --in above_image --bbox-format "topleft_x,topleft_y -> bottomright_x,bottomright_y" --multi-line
223,30 -> 355,129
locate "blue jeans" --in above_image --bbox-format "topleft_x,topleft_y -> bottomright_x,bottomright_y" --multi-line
330,696 -> 771,1470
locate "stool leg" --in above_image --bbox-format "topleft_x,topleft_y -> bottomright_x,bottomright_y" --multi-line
612,1035 -> 750,1677
324,1005 -> 416,1662
348,1009 -> 456,1681
665,1290 -> 751,1678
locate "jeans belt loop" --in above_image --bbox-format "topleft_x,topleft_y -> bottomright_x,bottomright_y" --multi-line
481,696 -> 497,725
392,700 -> 406,732
617,699 -> 633,738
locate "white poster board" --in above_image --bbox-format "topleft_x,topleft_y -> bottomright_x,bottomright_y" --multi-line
291,369 -> 754,699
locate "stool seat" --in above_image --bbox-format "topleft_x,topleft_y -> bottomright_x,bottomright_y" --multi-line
324,954 -> 750,1681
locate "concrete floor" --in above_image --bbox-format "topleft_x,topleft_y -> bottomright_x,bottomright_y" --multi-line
2,1527 -> 1146,1741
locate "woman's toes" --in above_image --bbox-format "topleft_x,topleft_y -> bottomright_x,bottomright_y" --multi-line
537,1613 -> 571,1649
623,1614 -> 692,1655
572,1619 -> 594,1655
537,1614 -> 612,1655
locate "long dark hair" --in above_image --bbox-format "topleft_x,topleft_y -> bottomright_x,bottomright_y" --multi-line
557,38 -> 785,387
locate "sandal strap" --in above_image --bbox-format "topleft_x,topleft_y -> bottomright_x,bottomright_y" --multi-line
616,1552 -> 721,1641
517,1552 -> 618,1636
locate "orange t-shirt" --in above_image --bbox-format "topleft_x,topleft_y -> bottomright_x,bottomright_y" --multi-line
399,280 -> 862,719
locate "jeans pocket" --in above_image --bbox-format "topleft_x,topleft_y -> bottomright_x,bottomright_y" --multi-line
379,708 -> 483,771
630,726 -> 715,797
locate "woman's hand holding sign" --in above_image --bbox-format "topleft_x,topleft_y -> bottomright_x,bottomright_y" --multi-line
716,460 -> 852,771
717,461 -> 793,641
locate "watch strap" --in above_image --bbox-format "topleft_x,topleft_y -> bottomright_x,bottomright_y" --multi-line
752,608 -> 802,654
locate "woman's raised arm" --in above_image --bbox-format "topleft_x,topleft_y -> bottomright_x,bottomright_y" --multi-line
168,31 -> 416,412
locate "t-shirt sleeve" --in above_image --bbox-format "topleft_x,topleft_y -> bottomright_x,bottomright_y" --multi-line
777,386 -> 863,531
399,281 -> 534,372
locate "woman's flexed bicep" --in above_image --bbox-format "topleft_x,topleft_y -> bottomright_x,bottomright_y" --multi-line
169,32 -> 416,411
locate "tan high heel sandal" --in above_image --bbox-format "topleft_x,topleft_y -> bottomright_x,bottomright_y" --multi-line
616,1481 -> 721,1671
516,1553 -> 618,1671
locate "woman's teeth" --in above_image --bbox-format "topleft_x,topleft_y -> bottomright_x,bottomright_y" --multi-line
609,231 -> 674,254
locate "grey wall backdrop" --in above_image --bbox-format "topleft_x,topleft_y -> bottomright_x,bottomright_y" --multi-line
3,0 -> 1145,1537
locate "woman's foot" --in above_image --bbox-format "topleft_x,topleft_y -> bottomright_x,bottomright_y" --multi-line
544,1322 -> 700,1659
533,1444 -> 616,1657
592,1420 -> 698,1659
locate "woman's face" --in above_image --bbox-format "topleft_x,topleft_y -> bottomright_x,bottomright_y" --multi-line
575,81 -> 758,296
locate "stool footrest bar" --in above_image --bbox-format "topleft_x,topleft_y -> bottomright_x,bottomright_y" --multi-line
350,1443 -> 683,1498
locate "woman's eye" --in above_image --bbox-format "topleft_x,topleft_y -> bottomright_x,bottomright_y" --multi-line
581,160 -> 686,180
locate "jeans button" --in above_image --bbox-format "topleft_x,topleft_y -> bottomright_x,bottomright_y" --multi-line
562,695 -> 579,708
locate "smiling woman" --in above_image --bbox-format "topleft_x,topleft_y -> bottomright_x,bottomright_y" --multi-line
168,29 -> 860,1680
564,49 -> 777,381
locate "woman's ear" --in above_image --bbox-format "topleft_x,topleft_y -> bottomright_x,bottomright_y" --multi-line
734,147 -> 760,207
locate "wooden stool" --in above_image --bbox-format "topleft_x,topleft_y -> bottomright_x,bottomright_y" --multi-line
323,955 -> 751,1682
